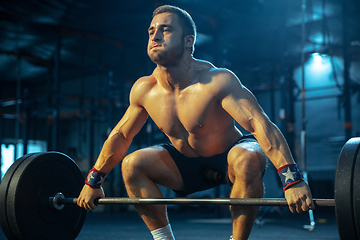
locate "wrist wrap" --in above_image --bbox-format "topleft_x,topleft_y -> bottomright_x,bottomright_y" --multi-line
278,164 -> 304,191
85,167 -> 106,188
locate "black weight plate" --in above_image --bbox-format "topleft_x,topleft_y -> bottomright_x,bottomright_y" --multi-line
0,153 -> 38,240
5,152 -> 87,240
352,138 -> 360,239
335,137 -> 359,240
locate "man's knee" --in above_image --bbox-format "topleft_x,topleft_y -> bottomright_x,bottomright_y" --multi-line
228,145 -> 267,182
122,151 -> 146,182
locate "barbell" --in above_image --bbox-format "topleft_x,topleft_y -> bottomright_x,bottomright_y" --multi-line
0,137 -> 359,240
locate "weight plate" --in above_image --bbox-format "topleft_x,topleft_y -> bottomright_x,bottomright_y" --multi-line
0,153 -> 37,240
335,137 -> 359,240
351,138 -> 360,239
5,152 -> 87,240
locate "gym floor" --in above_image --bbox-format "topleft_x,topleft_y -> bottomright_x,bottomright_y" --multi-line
0,207 -> 340,240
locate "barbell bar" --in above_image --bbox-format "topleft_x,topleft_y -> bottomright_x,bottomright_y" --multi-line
50,192 -> 336,208
0,137 -> 359,240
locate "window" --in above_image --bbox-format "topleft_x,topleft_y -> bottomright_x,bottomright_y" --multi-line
1,140 -> 47,179
1,144 -> 15,179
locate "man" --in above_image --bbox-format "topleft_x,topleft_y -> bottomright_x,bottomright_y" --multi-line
77,5 -> 314,240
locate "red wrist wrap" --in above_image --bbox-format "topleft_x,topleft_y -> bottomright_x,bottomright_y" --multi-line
277,164 -> 304,191
85,167 -> 106,188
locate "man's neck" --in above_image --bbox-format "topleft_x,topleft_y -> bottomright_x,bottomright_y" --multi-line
154,56 -> 195,91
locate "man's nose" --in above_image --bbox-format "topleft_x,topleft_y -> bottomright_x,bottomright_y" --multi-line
151,29 -> 162,42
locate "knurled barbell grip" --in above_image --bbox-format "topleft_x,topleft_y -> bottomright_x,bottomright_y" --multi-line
54,195 -> 335,207
95,198 -> 335,207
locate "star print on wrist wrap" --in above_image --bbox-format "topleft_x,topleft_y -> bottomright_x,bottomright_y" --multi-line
277,164 -> 304,191
85,167 -> 106,188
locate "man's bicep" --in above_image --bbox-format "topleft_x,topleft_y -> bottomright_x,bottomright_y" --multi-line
111,104 -> 148,141
222,87 -> 277,152
217,71 -> 260,130
111,77 -> 150,140
221,84 -> 263,131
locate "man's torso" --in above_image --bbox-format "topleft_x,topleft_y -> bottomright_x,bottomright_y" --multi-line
136,60 -> 242,157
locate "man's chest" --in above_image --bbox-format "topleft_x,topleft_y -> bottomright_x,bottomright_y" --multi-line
143,88 -> 221,135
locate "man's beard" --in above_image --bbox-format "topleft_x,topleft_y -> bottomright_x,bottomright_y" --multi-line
149,40 -> 185,67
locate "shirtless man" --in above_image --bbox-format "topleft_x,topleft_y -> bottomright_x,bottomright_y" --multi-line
77,5 -> 314,240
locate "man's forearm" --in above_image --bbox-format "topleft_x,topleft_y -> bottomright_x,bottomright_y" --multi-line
93,132 -> 132,174
256,122 -> 295,169
257,123 -> 306,190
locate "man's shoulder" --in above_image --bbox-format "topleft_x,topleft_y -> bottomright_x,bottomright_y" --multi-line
132,75 -> 157,92
196,65 -> 238,88
129,75 -> 157,104
193,60 -> 244,98
193,59 -> 235,78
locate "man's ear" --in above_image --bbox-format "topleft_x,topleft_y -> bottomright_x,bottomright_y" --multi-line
185,35 -> 195,48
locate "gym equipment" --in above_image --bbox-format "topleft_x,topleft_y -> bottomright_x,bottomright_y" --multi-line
0,152 -> 86,240
0,137 -> 359,240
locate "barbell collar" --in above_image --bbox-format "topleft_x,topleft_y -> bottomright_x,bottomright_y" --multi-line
49,192 -> 65,210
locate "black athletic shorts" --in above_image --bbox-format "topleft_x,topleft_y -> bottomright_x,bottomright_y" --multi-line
159,134 -> 258,197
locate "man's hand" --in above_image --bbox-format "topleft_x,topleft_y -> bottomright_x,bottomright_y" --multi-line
77,184 -> 105,211
284,181 -> 315,214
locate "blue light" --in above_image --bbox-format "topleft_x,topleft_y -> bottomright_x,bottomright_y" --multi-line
309,53 -> 331,73
294,52 -> 339,92
311,53 -> 323,66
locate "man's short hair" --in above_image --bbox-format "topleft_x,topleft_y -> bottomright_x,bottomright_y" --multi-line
153,5 -> 197,53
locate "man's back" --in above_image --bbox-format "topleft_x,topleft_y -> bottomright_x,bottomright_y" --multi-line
132,59 -> 243,158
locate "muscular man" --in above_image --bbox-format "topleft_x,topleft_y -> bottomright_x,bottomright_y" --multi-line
77,5 -> 314,240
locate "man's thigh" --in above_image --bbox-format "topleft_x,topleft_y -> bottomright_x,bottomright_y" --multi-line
123,145 -> 185,191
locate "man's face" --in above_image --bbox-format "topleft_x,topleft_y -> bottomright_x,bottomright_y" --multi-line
147,13 -> 185,66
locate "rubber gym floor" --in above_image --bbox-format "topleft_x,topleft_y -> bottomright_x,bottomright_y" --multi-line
0,206 -> 340,240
